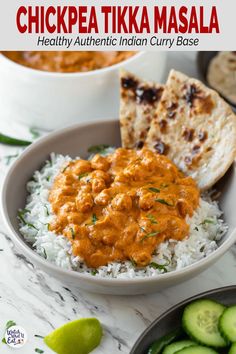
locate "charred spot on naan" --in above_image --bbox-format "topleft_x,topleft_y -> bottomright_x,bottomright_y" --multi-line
136,85 -> 164,105
183,83 -> 215,115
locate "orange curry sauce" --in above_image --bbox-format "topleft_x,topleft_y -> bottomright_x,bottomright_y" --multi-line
49,148 -> 200,268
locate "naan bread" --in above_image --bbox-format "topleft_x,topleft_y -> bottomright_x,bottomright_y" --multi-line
145,69 -> 236,190
120,70 -> 164,148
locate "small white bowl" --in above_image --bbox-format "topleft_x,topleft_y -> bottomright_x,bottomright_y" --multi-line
0,52 -> 166,130
1,120 -> 236,295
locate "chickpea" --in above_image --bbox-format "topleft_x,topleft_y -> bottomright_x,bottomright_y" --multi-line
112,193 -> 132,211
73,160 -> 92,175
94,189 -> 110,206
76,191 -> 93,212
132,251 -> 151,267
91,154 -> 110,171
91,178 -> 106,193
176,199 -> 193,218
90,170 -> 110,183
139,192 -> 155,210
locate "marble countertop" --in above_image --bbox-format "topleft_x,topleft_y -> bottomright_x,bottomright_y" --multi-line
0,52 -> 235,354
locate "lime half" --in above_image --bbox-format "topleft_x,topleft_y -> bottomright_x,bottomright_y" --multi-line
44,318 -> 103,354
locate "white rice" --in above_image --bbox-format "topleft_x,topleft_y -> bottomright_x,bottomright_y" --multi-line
18,153 -> 228,278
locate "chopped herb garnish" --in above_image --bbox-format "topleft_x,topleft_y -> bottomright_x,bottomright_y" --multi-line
200,246 -> 205,252
155,199 -> 173,207
141,231 -> 159,242
42,248 -> 47,259
70,227 -> 75,239
130,258 -> 137,267
149,262 -> 168,272
2,338 -> 6,344
91,269 -> 98,276
88,144 -> 110,154
6,320 -> 16,329
147,214 -> 158,224
78,172 -> 88,180
35,349 -> 44,354
62,164 -> 70,173
44,205 -> 49,216
46,176 -> 50,182
201,218 -> 216,225
148,187 -> 160,193
34,334 -> 44,339
4,153 -> 19,165
30,127 -> 40,139
18,210 -> 38,230
92,214 -> 98,224
194,226 -> 199,231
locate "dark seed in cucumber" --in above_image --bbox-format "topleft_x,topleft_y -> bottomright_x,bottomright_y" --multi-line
174,345 -> 219,354
182,299 -> 228,348
219,305 -> 236,342
162,340 -> 196,354
229,343 -> 236,354
147,328 -> 182,354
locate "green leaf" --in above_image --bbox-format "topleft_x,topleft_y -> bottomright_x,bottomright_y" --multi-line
30,127 -> 40,139
2,338 -> 6,344
35,349 -> 44,353
155,199 -> 173,207
62,164 -> 70,173
147,214 -> 158,224
78,172 -> 89,180
141,231 -> 159,242
201,218 -> 216,225
149,262 -> 168,272
34,334 -> 44,339
18,210 -> 39,231
88,144 -> 110,154
42,248 -> 47,259
70,227 -> 75,239
0,132 -> 31,146
6,320 -> 16,329
44,205 -> 50,216
148,187 -> 160,193
91,269 -> 98,276
92,214 -> 98,225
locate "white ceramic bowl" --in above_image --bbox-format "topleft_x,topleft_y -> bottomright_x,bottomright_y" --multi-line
1,120 -> 236,295
0,52 -> 166,130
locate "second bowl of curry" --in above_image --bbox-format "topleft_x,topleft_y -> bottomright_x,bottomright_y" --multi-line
0,51 -> 167,130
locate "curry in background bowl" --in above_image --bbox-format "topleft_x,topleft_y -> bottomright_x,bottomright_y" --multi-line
2,51 -> 135,73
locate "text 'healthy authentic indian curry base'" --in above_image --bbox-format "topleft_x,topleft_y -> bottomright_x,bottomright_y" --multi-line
49,148 -> 199,268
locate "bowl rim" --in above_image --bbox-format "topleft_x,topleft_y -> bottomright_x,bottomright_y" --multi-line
2,119 -> 236,285
0,51 -> 143,78
130,285 -> 236,353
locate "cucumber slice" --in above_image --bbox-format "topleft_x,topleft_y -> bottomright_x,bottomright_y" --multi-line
219,305 -> 236,342
229,343 -> 236,354
182,299 -> 227,347
162,340 -> 196,354
175,346 -> 219,353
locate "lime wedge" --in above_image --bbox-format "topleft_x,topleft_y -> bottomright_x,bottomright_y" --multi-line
44,318 -> 103,354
